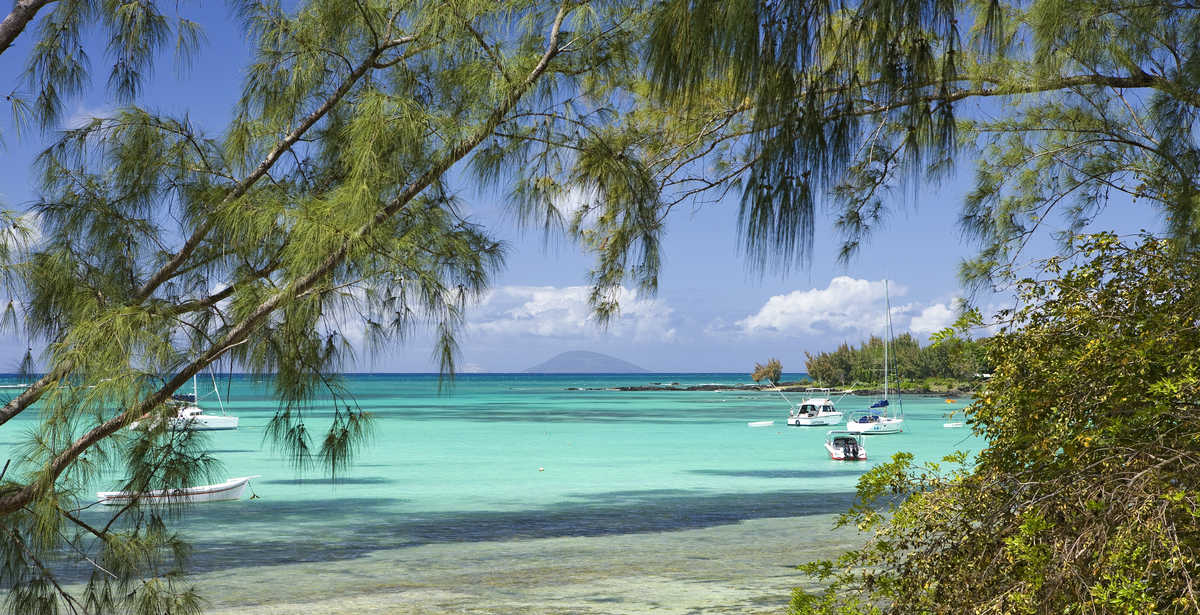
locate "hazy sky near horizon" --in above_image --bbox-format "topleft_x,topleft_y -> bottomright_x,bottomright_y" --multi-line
0,5 -> 1162,373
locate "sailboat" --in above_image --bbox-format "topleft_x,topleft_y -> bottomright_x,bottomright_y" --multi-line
846,280 -> 904,435
131,372 -> 239,431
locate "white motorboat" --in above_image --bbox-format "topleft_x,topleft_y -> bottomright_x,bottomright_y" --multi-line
131,373 -> 239,431
786,395 -> 843,426
824,431 -> 867,461
847,280 -> 904,435
96,475 -> 261,506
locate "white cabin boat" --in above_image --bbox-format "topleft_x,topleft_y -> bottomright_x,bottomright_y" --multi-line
97,476 -> 260,506
787,396 -> 843,426
824,431 -> 867,461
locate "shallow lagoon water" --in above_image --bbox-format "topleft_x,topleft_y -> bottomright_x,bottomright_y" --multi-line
1,373 -> 979,613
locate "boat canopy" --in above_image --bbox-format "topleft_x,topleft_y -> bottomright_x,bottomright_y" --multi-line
870,399 -> 889,408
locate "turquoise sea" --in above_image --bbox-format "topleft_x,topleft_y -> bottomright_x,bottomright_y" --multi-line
1,373 -> 979,613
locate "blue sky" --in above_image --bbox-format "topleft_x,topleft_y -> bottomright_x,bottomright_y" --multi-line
0,5 -> 1162,373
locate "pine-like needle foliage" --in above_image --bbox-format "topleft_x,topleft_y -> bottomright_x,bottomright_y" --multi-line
636,1 -> 1200,288
0,1 -> 645,612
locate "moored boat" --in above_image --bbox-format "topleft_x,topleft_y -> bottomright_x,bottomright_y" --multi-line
97,476 -> 261,506
131,373 -> 239,431
846,280 -> 904,434
824,431 -> 867,460
786,395 -> 843,426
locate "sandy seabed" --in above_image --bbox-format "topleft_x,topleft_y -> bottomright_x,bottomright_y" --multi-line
201,514 -> 860,615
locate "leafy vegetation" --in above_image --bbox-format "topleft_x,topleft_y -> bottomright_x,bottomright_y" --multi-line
804,335 -> 988,388
639,0 -> 1200,288
0,2 -> 653,613
0,0 -> 1198,612
751,357 -> 784,386
792,234 -> 1200,614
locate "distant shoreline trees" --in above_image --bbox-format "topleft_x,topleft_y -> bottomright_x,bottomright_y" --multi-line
751,358 -> 783,386
804,335 -> 988,387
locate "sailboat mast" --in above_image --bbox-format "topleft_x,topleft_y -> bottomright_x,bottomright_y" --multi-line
883,280 -> 890,401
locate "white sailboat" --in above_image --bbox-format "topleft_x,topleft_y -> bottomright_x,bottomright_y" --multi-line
97,476 -> 260,506
847,280 -> 904,435
131,372 -> 239,431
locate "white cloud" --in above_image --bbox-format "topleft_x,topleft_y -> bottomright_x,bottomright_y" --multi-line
736,276 -> 904,336
736,277 -> 960,340
908,302 -> 958,335
470,285 -> 675,342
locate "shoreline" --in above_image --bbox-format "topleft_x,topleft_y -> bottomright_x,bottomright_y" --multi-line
566,383 -> 978,397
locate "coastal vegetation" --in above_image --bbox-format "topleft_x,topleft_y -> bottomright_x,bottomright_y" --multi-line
0,2 -> 659,613
803,335 -> 988,392
751,358 -> 784,386
793,234 -> 1200,614
642,0 -> 1200,612
0,0 -> 1196,613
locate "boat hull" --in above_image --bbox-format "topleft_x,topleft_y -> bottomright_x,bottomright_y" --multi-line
823,442 -> 867,461
169,414 -> 239,431
846,417 -> 903,434
787,413 -> 843,426
97,476 -> 259,506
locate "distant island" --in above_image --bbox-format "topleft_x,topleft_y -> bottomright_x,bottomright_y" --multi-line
524,351 -> 647,373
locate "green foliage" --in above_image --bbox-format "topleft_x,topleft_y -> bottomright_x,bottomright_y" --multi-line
751,357 -> 783,385
804,334 -> 988,385
793,234 -> 1200,614
0,1 -> 650,612
629,1 -> 1200,288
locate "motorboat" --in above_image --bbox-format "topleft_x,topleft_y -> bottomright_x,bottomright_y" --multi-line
96,476 -> 261,506
847,280 -> 904,435
786,395 -> 843,426
131,373 -> 238,431
824,431 -> 867,460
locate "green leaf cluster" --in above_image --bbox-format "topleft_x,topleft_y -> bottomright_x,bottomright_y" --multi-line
751,357 -> 783,385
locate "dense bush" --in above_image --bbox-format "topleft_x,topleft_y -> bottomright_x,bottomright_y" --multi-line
793,235 -> 1200,614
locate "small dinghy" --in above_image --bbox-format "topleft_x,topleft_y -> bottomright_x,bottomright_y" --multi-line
97,476 -> 261,506
748,420 -> 774,427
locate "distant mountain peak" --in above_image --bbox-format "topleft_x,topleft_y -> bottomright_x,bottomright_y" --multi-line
524,351 -> 646,373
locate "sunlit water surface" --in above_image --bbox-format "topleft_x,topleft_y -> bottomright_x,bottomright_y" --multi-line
0,373 -> 979,613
